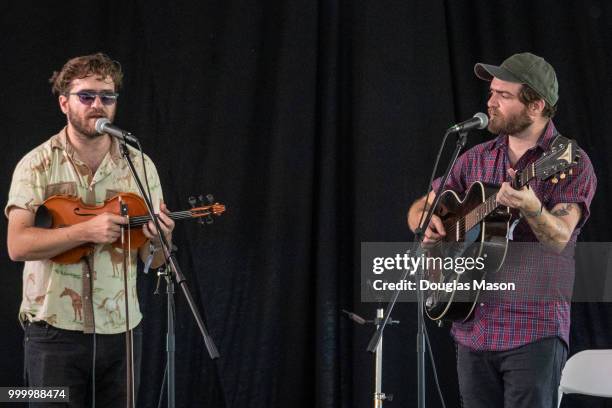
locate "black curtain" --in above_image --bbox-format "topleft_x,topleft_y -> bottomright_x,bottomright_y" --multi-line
1,1 -> 611,407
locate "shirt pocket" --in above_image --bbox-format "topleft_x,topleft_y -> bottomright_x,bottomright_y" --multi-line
44,182 -> 77,199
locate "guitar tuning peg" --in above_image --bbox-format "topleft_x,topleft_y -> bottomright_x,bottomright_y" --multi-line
198,195 -> 205,206
560,172 -> 566,180
188,196 -> 197,208
551,176 -> 559,184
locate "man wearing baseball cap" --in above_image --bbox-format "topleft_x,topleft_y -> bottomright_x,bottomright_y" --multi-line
407,52 -> 597,407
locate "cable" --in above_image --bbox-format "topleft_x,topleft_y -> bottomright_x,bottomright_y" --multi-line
138,144 -> 173,405
84,258 -> 97,408
157,364 -> 168,408
413,130 -> 465,407
424,325 -> 447,408
156,277 -> 176,408
92,329 -> 96,408
137,141 -> 154,211
411,131 -> 453,408
416,130 -> 452,232
137,141 -> 170,272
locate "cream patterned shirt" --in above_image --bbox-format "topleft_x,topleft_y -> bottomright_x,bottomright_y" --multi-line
5,128 -> 163,334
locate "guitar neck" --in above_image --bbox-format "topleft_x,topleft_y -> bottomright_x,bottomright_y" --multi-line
463,166 -> 536,231
464,194 -> 498,231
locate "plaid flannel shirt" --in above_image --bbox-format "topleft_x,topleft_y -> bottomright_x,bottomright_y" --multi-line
431,121 -> 596,351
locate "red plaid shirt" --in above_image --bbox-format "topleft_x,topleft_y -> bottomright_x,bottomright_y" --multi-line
432,121 -> 596,351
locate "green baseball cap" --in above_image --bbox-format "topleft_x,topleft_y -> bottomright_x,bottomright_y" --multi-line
474,52 -> 558,106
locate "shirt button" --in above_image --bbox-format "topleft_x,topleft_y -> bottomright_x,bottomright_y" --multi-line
84,296 -> 89,300
86,273 -> 90,278
480,303 -> 485,307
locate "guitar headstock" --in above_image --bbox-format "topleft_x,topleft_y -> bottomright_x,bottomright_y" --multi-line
188,194 -> 226,225
534,136 -> 580,184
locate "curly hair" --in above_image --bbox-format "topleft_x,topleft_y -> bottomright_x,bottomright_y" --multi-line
519,84 -> 557,118
49,53 -> 123,95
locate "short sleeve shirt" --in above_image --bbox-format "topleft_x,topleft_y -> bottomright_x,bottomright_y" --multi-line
5,128 -> 163,334
431,121 -> 597,350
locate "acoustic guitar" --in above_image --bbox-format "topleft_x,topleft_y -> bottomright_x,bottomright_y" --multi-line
424,135 -> 580,322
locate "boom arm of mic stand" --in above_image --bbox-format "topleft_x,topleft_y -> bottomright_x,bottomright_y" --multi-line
118,139 -> 220,359
366,130 -> 467,352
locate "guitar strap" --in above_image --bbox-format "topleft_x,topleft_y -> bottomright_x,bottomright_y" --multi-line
550,133 -> 571,147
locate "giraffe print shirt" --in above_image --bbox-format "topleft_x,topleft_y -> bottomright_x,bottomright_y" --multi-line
5,128 -> 163,334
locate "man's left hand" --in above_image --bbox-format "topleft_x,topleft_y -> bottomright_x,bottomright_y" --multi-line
496,168 -> 542,216
142,201 -> 175,247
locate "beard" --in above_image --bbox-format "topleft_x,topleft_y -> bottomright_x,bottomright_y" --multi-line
67,109 -> 112,139
487,106 -> 533,136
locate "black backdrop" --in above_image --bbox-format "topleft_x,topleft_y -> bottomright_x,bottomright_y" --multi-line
1,1 -> 611,407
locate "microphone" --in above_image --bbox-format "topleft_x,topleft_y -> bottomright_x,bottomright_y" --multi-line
95,118 -> 139,144
448,112 -> 489,132
342,309 -> 367,325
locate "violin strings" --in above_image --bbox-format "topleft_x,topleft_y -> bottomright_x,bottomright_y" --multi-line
127,210 -> 211,227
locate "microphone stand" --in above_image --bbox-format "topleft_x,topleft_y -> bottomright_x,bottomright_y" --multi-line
366,130 -> 468,408
117,135 -> 220,408
343,308 -> 399,408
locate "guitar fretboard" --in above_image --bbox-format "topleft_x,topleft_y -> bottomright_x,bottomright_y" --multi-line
462,162 -> 535,231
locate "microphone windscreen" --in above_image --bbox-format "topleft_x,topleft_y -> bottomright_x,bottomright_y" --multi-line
474,112 -> 489,129
95,118 -> 111,134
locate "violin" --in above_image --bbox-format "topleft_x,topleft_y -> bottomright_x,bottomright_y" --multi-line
35,192 -> 226,264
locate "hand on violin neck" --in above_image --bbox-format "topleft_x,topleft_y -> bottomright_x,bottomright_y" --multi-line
142,201 -> 175,247
80,212 -> 128,244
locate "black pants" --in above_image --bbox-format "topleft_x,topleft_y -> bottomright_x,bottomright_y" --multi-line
457,337 -> 567,408
24,321 -> 142,408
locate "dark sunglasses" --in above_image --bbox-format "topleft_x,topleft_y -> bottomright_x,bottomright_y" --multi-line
66,91 -> 119,106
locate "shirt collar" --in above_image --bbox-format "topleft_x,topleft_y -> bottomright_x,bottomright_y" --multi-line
50,126 -> 122,165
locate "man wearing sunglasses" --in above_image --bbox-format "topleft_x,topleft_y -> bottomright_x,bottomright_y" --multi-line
5,53 -> 174,407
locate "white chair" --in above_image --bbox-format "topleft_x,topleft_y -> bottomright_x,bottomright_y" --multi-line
558,349 -> 612,407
